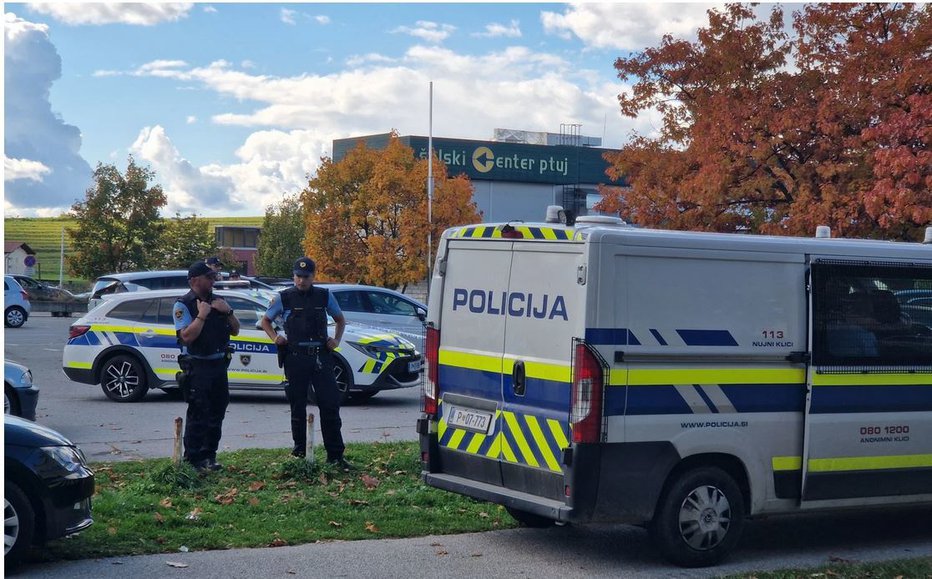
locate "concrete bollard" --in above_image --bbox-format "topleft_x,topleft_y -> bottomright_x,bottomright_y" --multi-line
172,417 -> 183,465
306,413 -> 315,464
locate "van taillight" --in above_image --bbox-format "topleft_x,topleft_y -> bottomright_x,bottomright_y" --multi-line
422,326 -> 440,417
570,341 -> 604,444
69,325 -> 91,339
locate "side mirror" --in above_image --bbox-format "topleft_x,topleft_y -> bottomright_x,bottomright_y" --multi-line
417,310 -> 426,322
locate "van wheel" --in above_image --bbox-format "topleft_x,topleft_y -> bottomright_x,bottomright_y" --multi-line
4,481 -> 35,565
505,506 -> 555,528
650,466 -> 745,567
5,306 -> 26,328
100,354 -> 149,402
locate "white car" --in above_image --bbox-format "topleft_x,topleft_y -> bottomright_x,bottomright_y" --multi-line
62,289 -> 423,403
320,284 -> 427,352
4,275 -> 31,328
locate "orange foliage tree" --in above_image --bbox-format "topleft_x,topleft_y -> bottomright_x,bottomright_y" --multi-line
302,133 -> 480,289
599,3 -> 931,240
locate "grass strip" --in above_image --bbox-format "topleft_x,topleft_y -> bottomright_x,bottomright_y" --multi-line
27,441 -> 515,563
727,556 -> 932,578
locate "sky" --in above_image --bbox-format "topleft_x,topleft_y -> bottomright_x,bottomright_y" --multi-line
3,1 -> 739,218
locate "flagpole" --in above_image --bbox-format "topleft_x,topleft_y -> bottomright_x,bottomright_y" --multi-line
427,81 -> 434,290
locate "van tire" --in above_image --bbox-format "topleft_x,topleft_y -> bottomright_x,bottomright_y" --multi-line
650,466 -> 745,567
100,354 -> 149,402
505,506 -> 555,528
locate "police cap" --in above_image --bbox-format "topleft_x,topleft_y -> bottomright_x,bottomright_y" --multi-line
293,257 -> 316,277
206,256 -> 222,266
188,260 -> 214,279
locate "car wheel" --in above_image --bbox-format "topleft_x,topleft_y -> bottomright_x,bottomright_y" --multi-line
332,357 -> 352,404
505,506 -> 555,528
100,354 -> 149,402
5,306 -> 26,328
650,466 -> 746,567
4,481 -> 35,565
4,385 -> 20,417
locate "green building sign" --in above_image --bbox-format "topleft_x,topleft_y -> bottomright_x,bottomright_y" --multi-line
333,134 -> 625,187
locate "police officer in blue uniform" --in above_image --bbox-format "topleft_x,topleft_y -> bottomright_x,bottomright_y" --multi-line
173,260 -> 241,471
260,257 -> 352,469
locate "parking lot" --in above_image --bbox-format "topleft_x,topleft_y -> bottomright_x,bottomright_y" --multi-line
4,313 -> 422,462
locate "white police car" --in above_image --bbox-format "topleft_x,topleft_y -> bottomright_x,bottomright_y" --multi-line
62,289 -> 423,403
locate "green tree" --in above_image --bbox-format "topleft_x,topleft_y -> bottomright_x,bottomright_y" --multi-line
302,133 -> 479,288
154,213 -> 218,270
67,157 -> 166,278
255,193 -> 305,278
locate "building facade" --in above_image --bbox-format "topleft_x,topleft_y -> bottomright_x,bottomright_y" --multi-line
214,226 -> 260,275
332,132 -> 626,223
4,241 -> 37,276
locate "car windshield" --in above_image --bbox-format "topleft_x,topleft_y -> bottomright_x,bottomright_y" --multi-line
92,279 -> 121,294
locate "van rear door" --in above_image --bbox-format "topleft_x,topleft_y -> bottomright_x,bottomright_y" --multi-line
435,239 -> 513,486
500,242 -> 583,499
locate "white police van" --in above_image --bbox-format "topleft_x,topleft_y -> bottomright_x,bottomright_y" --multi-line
418,209 -> 932,566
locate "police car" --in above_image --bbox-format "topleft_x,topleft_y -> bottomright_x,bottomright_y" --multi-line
62,289 -> 423,403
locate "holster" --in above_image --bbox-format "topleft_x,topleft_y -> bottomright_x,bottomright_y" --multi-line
176,354 -> 193,402
224,345 -> 235,369
277,343 -> 289,368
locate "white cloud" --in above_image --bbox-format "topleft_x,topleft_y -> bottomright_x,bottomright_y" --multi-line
28,2 -> 193,26
541,3 -> 720,50
4,156 -> 51,182
186,116 -> 197,124
280,8 -> 296,26
391,21 -> 455,44
202,5 -> 217,14
473,19 -> 521,38
4,13 -> 92,215
345,53 -> 396,67
315,15 -> 330,25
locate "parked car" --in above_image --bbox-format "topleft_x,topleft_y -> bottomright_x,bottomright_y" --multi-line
62,289 -> 423,403
84,270 -> 274,310
10,275 -> 78,317
4,275 -> 31,328
4,360 -> 39,421
320,284 -> 427,352
4,415 -> 94,565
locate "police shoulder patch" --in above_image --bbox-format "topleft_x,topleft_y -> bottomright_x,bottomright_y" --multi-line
174,308 -> 184,319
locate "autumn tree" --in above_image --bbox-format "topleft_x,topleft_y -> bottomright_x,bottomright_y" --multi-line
302,134 -> 480,289
601,3 -> 931,240
67,157 -> 166,278
255,193 -> 305,278
154,213 -> 218,270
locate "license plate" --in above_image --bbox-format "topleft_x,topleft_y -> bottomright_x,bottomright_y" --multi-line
445,404 -> 493,434
408,359 -> 423,373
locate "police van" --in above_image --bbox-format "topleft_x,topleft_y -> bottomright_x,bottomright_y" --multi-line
417,209 -> 932,566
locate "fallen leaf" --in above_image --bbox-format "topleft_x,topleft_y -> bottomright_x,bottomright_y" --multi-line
430,542 -> 443,547
393,470 -> 406,475
179,546 -> 189,553
479,512 -> 489,518
165,561 -> 189,568
269,538 -> 288,547
248,497 -> 260,506
435,549 -> 448,556
107,527 -> 117,535
348,499 -> 369,506
159,498 -> 173,508
328,521 -> 343,527
318,473 -> 329,485
361,474 -> 380,489
186,507 -> 202,521
248,481 -> 265,492
470,552 -> 483,557
365,521 -> 379,533
154,512 -> 164,524
385,489 -> 397,496
214,487 -> 239,505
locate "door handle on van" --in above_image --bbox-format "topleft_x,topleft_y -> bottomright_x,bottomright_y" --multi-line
512,360 -> 526,396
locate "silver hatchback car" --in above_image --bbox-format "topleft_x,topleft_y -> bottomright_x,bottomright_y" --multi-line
319,284 -> 427,352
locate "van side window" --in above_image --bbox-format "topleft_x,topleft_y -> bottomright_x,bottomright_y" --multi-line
109,298 -> 158,323
812,261 -> 932,371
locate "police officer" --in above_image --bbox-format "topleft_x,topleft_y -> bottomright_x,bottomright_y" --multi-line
260,257 -> 352,469
206,256 -> 223,273
173,260 -> 241,472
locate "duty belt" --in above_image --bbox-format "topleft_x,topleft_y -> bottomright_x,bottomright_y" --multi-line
289,342 -> 323,356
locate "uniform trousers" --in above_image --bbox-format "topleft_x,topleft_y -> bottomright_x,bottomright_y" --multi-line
283,350 -> 345,459
183,357 -> 230,464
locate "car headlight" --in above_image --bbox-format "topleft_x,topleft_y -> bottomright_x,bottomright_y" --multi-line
41,446 -> 88,474
348,342 -> 403,358
21,370 -> 33,387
